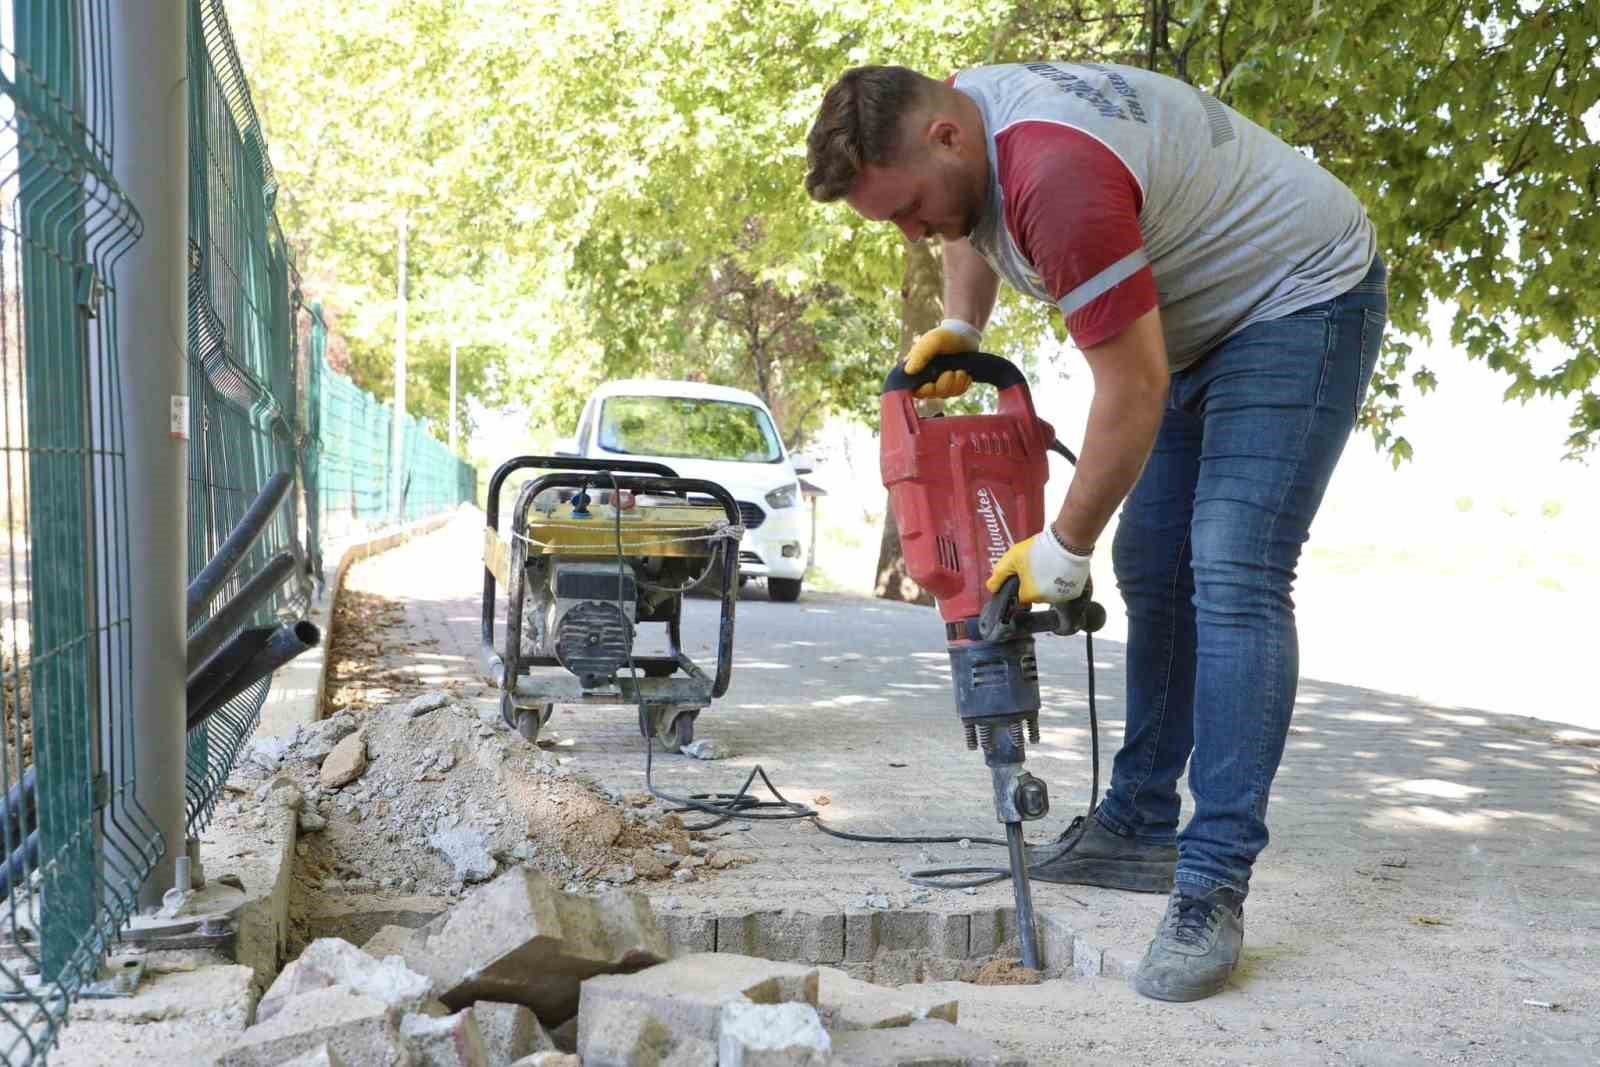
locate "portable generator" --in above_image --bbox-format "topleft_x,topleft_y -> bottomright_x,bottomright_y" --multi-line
480,456 -> 740,750
880,352 -> 1105,970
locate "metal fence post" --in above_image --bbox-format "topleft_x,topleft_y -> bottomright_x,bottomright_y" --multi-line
110,0 -> 188,908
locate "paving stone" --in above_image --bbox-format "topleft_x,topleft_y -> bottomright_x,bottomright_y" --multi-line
658,910 -> 716,956
362,925 -> 419,960
402,869 -> 668,1022
965,909 -> 1018,959
716,909 -> 844,963
829,1019 -> 1028,1067
845,910 -> 968,965
1101,944 -> 1142,980
577,953 -> 818,1066
400,1009 -> 489,1067
1029,910 -> 1075,980
718,999 -> 831,1066
470,1001 -> 553,1062
816,966 -> 958,1031
320,731 -> 369,788
1072,933 -> 1103,979
218,987 -> 404,1067
258,938 -> 435,1024
272,1047 -> 347,1067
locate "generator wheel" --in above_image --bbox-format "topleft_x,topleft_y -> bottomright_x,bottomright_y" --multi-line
649,707 -> 697,754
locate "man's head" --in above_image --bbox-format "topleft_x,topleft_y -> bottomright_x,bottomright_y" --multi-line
805,65 -> 988,243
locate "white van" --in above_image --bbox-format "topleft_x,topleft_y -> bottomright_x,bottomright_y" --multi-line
559,379 -> 812,601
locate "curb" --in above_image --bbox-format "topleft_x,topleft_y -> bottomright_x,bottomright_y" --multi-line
656,904 -> 1141,984
231,506 -> 474,987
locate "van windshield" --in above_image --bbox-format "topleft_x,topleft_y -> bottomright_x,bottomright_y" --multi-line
597,396 -> 784,463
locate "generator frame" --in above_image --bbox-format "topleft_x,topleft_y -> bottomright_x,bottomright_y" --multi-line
480,455 -> 740,748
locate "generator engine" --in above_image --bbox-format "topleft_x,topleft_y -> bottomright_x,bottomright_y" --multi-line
522,559 -> 638,686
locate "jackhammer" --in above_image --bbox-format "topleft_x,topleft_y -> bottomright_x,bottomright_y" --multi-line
880,352 -> 1106,971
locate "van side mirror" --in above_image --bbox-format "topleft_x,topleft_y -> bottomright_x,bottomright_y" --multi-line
791,452 -> 815,476
553,436 -> 579,457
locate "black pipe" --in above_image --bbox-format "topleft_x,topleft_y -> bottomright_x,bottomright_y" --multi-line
187,620 -> 320,732
186,471 -> 292,626
0,769 -> 36,848
185,551 -> 297,672
0,829 -> 39,898
186,625 -> 277,721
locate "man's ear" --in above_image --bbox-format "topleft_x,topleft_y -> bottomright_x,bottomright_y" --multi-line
927,116 -> 961,153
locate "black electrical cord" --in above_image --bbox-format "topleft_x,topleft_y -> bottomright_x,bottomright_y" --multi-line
600,457 -> 1102,894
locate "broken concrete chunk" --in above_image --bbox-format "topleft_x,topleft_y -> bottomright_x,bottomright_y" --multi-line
718,998 -> 831,1066
829,1019 -> 1027,1067
299,808 -> 328,833
403,869 -> 668,1022
406,691 -> 453,718
269,1045 -> 347,1067
577,953 -> 818,1067
362,925 -> 420,961
429,825 -> 497,884
471,1001 -> 554,1062
399,1009 -> 489,1067
816,966 -> 959,1031
258,938 -> 434,1024
320,731 -> 369,789
67,963 -> 254,1030
218,987 -> 403,1067
508,1055 -> 580,1067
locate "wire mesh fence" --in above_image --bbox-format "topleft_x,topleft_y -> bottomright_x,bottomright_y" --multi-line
183,0 -> 314,839
0,1 -> 162,1060
0,1 -> 476,1061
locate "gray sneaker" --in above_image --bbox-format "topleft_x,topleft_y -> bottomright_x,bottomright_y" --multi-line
1027,813 -> 1176,892
1133,886 -> 1245,1002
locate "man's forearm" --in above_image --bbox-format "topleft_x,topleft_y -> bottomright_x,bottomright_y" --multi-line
941,239 -> 1000,331
1051,307 -> 1171,553
1051,380 -> 1165,553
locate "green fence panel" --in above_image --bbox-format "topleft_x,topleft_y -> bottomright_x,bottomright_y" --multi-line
0,0 -> 159,1060
183,0 -> 310,835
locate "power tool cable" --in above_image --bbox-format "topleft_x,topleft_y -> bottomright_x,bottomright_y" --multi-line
599,443 -> 1102,895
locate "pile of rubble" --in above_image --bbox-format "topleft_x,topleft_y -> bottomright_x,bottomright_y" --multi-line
226,690 -> 749,948
222,868 -> 1025,1066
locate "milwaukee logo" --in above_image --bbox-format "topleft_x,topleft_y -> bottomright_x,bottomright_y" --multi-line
975,487 -> 1015,569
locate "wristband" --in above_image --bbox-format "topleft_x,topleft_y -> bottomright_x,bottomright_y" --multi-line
1045,524 -> 1093,560
938,318 -> 982,346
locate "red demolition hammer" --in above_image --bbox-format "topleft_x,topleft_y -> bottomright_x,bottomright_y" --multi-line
880,352 -> 1105,970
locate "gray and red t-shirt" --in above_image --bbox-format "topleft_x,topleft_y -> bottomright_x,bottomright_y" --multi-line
953,63 -> 1376,369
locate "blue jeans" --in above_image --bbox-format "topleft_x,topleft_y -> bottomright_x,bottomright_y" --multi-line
1095,256 -> 1388,897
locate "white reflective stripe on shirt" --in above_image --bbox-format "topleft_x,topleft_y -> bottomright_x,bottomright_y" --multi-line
1056,247 -> 1150,317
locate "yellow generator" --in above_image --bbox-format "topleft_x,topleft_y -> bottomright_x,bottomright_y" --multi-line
480,456 -> 740,748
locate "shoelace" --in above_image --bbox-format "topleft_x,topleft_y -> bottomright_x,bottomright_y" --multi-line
1054,813 -> 1087,843
1167,894 -> 1219,947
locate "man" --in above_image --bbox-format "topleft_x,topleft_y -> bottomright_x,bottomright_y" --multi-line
805,62 -> 1386,1002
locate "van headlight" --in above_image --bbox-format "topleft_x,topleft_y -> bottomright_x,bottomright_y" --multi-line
764,483 -> 800,509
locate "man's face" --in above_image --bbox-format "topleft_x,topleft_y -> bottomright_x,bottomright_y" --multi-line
845,139 -> 984,244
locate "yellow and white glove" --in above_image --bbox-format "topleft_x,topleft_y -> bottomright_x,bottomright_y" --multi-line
904,318 -> 981,399
986,526 -> 1093,605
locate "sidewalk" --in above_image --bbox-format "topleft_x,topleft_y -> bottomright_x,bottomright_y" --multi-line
334,511 -> 1600,1064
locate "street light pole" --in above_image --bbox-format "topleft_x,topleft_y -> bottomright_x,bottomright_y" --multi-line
448,341 -> 458,456
389,212 -> 408,522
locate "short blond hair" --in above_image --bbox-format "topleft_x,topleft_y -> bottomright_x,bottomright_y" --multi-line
804,66 -> 941,203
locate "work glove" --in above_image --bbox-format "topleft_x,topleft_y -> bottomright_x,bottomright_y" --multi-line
986,526 -> 1093,605
904,318 -> 981,399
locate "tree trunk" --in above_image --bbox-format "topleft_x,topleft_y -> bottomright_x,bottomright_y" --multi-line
874,238 -> 944,605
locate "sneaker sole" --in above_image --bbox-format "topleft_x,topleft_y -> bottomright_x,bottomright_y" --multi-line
1027,856 -> 1175,893
1133,967 -> 1230,1002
